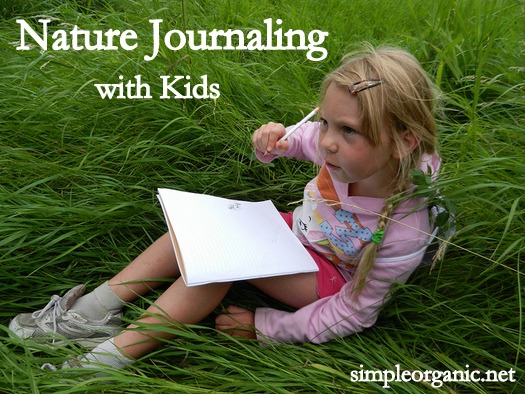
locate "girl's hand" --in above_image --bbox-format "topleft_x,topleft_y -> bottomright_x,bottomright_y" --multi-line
252,122 -> 290,156
215,305 -> 256,339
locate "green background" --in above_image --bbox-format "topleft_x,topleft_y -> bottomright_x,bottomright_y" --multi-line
1,0 -> 523,392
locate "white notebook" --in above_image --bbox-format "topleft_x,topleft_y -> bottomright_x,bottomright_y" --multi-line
157,188 -> 318,286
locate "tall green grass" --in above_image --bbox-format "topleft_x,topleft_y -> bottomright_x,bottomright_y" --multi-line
1,0 -> 523,392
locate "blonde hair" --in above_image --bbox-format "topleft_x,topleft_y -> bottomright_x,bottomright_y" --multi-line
319,45 -> 438,296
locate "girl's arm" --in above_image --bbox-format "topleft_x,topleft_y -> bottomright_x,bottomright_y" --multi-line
253,121 -> 321,164
254,250 -> 426,344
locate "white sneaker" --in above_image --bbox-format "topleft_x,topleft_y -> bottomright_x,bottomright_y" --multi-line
9,285 -> 122,349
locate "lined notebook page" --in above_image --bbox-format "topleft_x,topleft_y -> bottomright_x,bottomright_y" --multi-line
157,188 -> 318,286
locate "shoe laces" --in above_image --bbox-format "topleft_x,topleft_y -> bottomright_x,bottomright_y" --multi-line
33,294 -> 66,336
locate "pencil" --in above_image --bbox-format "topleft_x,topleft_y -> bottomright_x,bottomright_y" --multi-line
279,107 -> 319,142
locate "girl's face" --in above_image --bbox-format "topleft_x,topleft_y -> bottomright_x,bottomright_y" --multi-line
318,83 -> 400,198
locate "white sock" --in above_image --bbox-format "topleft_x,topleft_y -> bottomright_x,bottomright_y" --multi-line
72,281 -> 125,320
64,338 -> 134,370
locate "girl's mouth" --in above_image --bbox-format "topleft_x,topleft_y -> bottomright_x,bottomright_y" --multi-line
325,161 -> 340,171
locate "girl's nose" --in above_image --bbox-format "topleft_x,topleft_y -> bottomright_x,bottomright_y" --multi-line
319,129 -> 337,153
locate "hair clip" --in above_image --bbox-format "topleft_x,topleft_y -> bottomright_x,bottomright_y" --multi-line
371,230 -> 384,245
348,79 -> 382,95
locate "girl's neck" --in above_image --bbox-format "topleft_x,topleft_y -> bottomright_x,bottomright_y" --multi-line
347,182 -> 395,199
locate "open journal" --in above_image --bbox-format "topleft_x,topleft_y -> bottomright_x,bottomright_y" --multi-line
157,188 -> 318,286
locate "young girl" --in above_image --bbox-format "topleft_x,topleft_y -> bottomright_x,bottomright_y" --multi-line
10,46 -> 441,371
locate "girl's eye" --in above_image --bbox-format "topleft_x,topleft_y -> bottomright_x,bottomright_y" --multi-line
343,126 -> 358,134
320,118 -> 328,128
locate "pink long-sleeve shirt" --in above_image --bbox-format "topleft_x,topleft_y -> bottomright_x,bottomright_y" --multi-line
254,121 -> 441,343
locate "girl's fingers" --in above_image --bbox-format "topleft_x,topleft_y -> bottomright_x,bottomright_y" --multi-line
253,122 -> 287,154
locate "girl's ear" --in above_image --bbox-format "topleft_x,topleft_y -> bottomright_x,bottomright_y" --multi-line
392,129 -> 420,159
